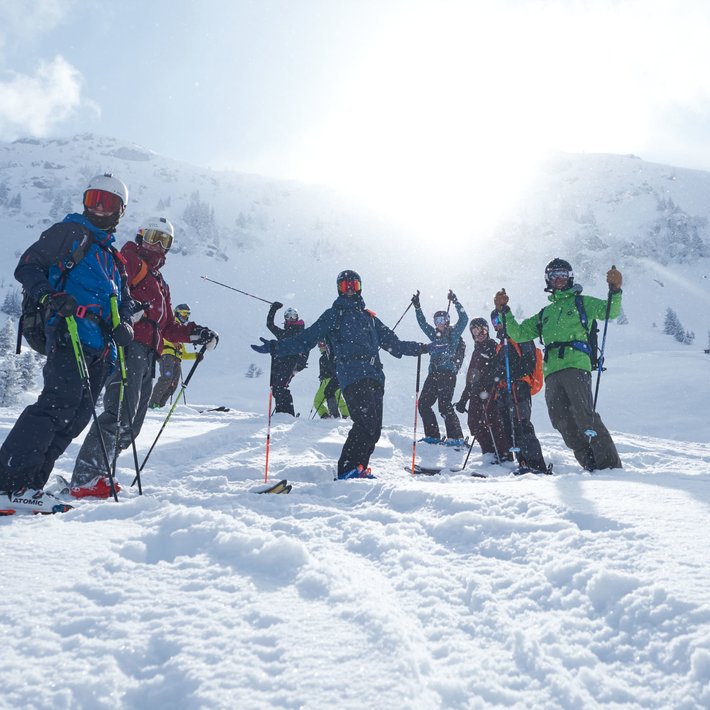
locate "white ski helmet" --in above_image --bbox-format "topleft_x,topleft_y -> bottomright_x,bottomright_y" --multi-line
84,173 -> 129,209
284,307 -> 299,322
137,216 -> 175,251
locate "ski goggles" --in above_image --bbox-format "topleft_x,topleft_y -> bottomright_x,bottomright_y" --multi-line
546,268 -> 571,281
490,313 -> 502,327
83,189 -> 124,213
433,315 -> 449,326
337,278 -> 361,295
175,309 -> 190,323
142,229 -> 173,251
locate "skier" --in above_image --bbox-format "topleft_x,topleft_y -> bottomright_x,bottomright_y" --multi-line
313,341 -> 349,418
0,174 -> 135,512
494,259 -> 623,471
455,317 -> 511,464
252,270 -> 434,479
490,310 -> 549,474
148,304 -> 198,409
411,289 -> 468,446
263,303 -> 309,415
70,217 -> 219,497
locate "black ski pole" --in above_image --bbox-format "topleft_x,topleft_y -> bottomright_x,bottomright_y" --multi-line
410,354 -> 422,474
131,345 -> 208,486
201,275 -> 274,305
500,307 -> 521,455
392,301 -> 414,332
459,433 -> 478,471
593,284 -> 614,411
110,296 -> 143,495
66,316 -> 119,502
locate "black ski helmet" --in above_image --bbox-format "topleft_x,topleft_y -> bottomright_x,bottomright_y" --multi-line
469,317 -> 489,333
545,258 -> 574,291
433,310 -> 450,326
336,269 -> 362,295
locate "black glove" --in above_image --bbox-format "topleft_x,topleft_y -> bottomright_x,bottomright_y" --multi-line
271,301 -> 283,310
418,342 -> 430,355
251,337 -> 275,354
448,289 -> 457,303
112,321 -> 134,348
43,291 -> 78,317
455,398 -> 468,414
411,291 -> 420,309
190,326 -> 219,350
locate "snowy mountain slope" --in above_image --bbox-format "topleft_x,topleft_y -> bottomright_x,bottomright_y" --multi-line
0,135 -> 709,708
0,407 -> 708,708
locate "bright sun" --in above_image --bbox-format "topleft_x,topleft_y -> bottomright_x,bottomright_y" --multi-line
291,1 -> 668,246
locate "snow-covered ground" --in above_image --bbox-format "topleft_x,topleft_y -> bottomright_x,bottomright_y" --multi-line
0,338 -> 708,708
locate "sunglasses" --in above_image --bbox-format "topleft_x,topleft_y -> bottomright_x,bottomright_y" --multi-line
84,189 -> 124,213
338,278 -> 361,294
470,326 -> 488,335
142,229 -> 173,251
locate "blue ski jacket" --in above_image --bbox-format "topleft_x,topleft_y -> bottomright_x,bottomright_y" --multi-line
15,213 -> 130,357
415,300 -> 468,374
274,294 -> 426,392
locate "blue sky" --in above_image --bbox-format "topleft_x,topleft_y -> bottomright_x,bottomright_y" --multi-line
3,0 -> 710,237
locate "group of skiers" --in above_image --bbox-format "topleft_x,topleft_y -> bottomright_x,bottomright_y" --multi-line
251,262 -> 623,479
0,174 -> 218,512
0,170 -> 624,511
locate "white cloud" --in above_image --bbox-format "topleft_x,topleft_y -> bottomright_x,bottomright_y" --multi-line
0,0 -> 74,55
0,56 -> 87,138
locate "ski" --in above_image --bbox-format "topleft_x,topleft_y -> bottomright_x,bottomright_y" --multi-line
256,479 -> 291,494
198,406 -> 230,413
448,465 -> 488,478
512,464 -> 554,476
405,465 -> 443,476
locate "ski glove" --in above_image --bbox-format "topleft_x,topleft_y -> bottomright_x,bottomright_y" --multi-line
112,321 -> 134,348
455,398 -> 468,414
493,289 -> 509,311
191,326 -> 219,350
271,301 -> 283,310
606,266 -> 622,292
448,289 -> 458,303
42,291 -> 78,317
251,337 -> 275,354
411,291 -> 420,309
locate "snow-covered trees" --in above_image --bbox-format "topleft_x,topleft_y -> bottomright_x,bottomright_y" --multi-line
663,307 -> 694,344
0,319 -> 40,405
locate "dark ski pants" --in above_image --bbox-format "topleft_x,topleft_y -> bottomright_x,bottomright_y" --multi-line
72,341 -> 156,486
338,378 -> 383,476
418,368 -> 463,440
271,359 -> 296,416
0,343 -> 110,492
466,390 -> 510,459
499,385 -> 547,472
148,353 -> 182,408
544,368 -> 622,471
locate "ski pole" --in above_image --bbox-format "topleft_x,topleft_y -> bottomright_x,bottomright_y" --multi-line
201,275 -> 274,305
264,386 -> 273,482
110,296 -> 143,495
131,345 -> 207,486
593,279 -> 614,411
66,316 -> 119,502
459,434 -> 478,471
410,354 -> 422,475
392,301 -> 414,332
500,307 -> 520,454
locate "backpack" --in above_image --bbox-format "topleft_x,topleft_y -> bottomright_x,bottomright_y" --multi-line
520,341 -> 544,395
453,336 -> 466,373
17,231 -> 119,356
536,294 -> 600,370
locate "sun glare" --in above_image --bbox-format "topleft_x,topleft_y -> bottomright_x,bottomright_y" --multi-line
289,1 -> 684,246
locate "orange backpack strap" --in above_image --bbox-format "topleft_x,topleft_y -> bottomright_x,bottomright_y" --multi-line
129,259 -> 148,288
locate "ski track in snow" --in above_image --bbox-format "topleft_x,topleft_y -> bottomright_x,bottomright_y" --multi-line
1,408 -> 709,709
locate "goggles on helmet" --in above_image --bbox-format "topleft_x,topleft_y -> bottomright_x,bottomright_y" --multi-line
546,268 -> 571,281
142,229 -> 174,251
337,278 -> 361,295
84,189 -> 124,213
490,313 -> 502,327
